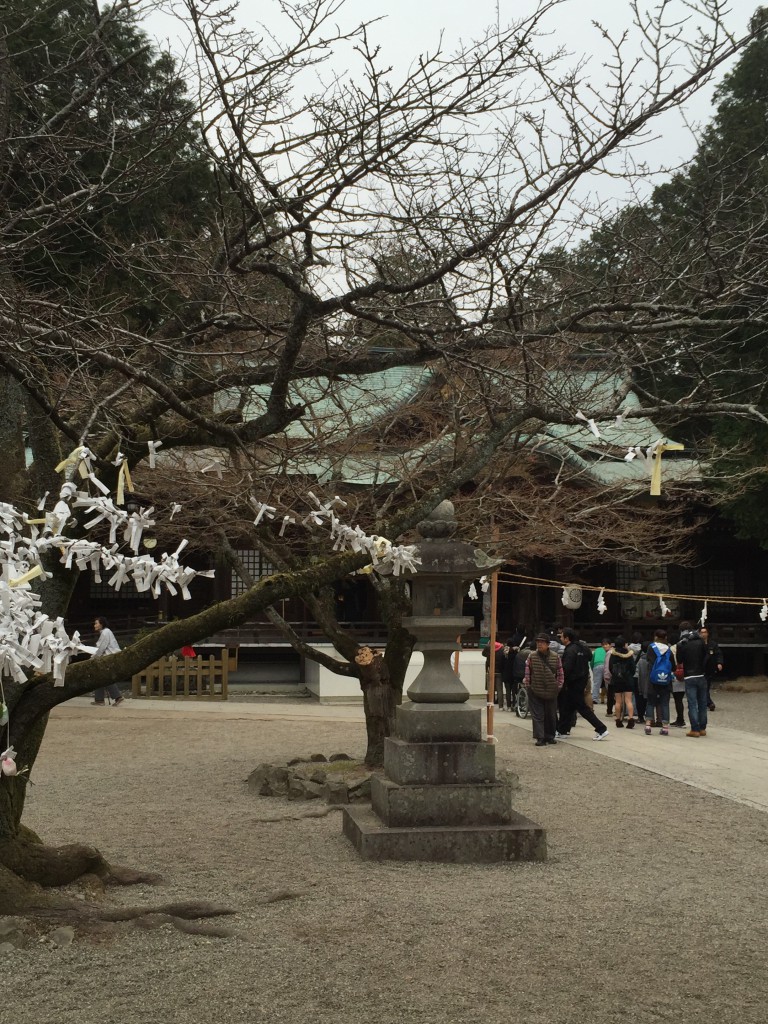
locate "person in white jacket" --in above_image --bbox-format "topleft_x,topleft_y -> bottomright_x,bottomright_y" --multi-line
90,616 -> 125,706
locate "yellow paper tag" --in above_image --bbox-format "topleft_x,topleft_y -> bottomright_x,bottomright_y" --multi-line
650,442 -> 685,496
9,565 -> 44,587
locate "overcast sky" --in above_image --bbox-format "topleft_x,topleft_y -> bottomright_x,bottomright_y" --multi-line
146,0 -> 760,205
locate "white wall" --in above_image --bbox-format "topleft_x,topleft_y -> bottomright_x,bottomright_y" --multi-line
304,646 -> 488,703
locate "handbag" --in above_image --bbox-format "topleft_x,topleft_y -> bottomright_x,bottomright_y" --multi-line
674,663 -> 685,681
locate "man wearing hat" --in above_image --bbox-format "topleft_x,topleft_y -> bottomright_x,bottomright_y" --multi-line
523,633 -> 564,746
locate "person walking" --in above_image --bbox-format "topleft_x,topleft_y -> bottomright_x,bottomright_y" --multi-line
644,628 -> 676,735
677,621 -> 709,736
502,634 -> 528,711
90,616 -> 125,706
605,635 -> 636,728
670,636 -> 687,728
700,626 -> 724,712
591,638 -> 611,706
557,628 -> 609,741
482,640 -> 505,709
629,633 -> 646,723
523,633 -> 564,746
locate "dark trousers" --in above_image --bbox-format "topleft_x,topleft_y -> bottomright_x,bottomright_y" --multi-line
635,689 -> 647,721
93,683 -> 121,703
505,678 -> 521,709
706,675 -> 716,706
673,691 -> 685,725
606,683 -> 615,715
558,687 -> 607,736
529,691 -> 557,742
685,675 -> 708,732
645,684 -> 670,723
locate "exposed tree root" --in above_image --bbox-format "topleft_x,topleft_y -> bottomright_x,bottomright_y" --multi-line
106,864 -> 162,886
0,838 -> 110,887
0,839 -> 235,938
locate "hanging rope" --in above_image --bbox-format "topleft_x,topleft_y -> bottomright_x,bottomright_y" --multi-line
497,570 -> 768,610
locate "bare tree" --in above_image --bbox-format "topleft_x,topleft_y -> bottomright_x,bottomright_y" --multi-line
1,0 -> 766,910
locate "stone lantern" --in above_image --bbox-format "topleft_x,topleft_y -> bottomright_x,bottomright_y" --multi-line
403,500 -> 497,704
343,501 -> 546,863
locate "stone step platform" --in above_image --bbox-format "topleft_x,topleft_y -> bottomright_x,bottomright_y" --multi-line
342,804 -> 547,863
384,737 -> 496,785
371,775 -> 514,827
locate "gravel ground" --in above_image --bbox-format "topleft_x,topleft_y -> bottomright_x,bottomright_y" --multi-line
704,686 -> 768,731
9,692 -> 768,1024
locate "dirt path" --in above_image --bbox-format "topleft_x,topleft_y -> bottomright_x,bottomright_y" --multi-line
7,695 -> 768,1024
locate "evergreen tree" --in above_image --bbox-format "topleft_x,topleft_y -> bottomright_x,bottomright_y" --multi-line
2,0 -> 216,329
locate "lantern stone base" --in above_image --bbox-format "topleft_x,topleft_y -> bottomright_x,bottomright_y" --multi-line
342,703 -> 547,863
342,803 -> 546,863
371,775 -> 513,827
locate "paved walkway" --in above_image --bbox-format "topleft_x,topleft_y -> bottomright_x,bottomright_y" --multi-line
61,696 -> 768,814
495,709 -> 768,814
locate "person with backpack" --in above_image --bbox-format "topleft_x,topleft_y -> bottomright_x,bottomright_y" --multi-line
644,628 -> 676,735
604,635 -> 637,728
556,628 -> 609,740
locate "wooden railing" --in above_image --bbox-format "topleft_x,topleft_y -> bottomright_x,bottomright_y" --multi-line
131,655 -> 228,700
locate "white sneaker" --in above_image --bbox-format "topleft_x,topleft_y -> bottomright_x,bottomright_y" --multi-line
593,731 -> 609,741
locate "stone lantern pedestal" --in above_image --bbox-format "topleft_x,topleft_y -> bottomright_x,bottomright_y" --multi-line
342,503 -> 546,863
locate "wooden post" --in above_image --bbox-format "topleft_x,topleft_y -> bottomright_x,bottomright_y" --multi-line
486,571 -> 499,743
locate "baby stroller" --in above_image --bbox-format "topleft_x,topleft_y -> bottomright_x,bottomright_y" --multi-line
515,685 -> 530,719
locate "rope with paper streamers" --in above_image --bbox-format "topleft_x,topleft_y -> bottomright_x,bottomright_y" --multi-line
497,569 -> 768,616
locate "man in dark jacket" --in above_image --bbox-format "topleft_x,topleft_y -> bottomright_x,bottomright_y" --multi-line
699,626 -> 724,712
556,628 -> 609,740
676,621 -> 709,737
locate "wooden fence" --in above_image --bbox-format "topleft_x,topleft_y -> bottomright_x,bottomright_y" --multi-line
131,655 -> 228,700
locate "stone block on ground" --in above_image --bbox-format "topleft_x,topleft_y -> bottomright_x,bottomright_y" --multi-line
347,775 -> 372,802
371,775 -> 513,827
395,703 -> 483,743
384,737 -> 496,786
246,764 -> 271,794
301,780 -> 325,800
324,781 -> 350,805
342,804 -> 546,863
267,766 -> 289,796
0,919 -> 27,949
48,926 -> 75,947
287,775 -> 306,800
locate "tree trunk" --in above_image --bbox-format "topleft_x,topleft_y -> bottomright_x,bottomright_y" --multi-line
357,655 -> 398,767
374,575 -> 415,698
0,714 -> 47,841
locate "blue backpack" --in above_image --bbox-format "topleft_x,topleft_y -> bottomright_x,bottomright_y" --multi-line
649,643 -> 673,684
